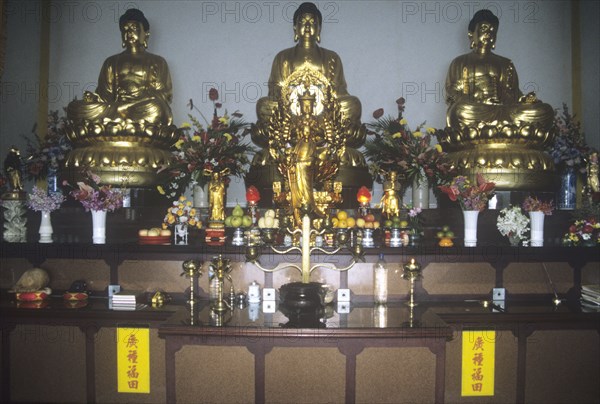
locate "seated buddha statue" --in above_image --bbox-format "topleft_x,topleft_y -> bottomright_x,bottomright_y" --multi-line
64,8 -> 178,187
67,8 -> 172,126
441,9 -> 556,190
248,2 -> 370,203
445,9 -> 554,130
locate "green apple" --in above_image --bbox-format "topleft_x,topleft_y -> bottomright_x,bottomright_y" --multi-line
231,216 -> 243,227
436,231 -> 445,238
224,216 -> 233,227
445,231 -> 455,238
242,215 -> 252,227
384,220 -> 393,228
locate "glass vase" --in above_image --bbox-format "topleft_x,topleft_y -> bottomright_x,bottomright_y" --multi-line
557,167 -> 577,210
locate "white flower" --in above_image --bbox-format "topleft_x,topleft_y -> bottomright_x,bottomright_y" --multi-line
497,205 -> 530,240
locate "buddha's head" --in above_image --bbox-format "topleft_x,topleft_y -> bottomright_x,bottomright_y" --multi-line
293,2 -> 322,43
468,9 -> 499,53
119,8 -> 150,50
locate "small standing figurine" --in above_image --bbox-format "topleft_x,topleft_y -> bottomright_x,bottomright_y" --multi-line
585,152 -> 599,204
378,171 -> 401,219
208,170 -> 228,223
4,147 -> 24,194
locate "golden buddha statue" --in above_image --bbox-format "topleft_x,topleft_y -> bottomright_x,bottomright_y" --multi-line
440,9 -> 556,190
64,8 -> 179,187
247,2 -> 371,204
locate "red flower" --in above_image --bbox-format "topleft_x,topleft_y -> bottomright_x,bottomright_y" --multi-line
476,173 -> 496,193
583,224 -> 594,233
373,108 -> 384,119
569,225 -> 578,233
208,88 -> 219,101
439,185 -> 458,201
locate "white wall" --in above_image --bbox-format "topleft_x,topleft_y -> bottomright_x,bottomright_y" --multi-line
3,0 -> 598,203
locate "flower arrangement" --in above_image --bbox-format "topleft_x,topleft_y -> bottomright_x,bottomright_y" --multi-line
439,174 -> 496,211
162,195 -> 202,230
365,98 -> 454,186
522,196 -> 554,215
26,186 -> 65,212
404,203 -> 423,235
21,110 -> 72,181
157,88 -> 254,199
63,170 -> 123,212
562,217 -> 600,246
546,103 -> 591,173
497,205 -> 530,244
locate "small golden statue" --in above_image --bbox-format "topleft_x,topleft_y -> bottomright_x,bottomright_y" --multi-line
3,147 -> 24,198
378,170 -> 401,219
247,2 -> 371,200
440,9 -> 556,190
64,8 -> 179,187
208,170 -> 228,224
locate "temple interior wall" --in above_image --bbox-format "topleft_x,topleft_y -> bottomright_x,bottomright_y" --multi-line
1,0 -> 599,204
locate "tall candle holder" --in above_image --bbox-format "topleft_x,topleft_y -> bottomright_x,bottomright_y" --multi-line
180,260 -> 203,304
209,255 -> 233,313
402,258 -> 422,308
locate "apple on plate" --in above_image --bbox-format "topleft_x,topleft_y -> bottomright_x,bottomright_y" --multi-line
160,229 -> 171,237
138,229 -> 149,237
148,228 -> 160,237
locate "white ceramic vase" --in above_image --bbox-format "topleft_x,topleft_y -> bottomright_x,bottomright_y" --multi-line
529,211 -> 545,247
463,210 -> 479,247
91,209 -> 107,244
412,176 -> 429,209
193,184 -> 208,208
39,211 -> 53,243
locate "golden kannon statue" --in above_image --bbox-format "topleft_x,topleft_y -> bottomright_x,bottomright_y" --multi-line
247,2 -> 371,203
440,9 -> 556,190
208,170 -> 228,223
64,8 -> 179,187
378,170 -> 401,219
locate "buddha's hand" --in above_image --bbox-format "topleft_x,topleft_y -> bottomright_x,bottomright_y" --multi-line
519,92 -> 539,104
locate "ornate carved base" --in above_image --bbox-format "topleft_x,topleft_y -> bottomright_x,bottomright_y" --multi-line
64,121 -> 181,187
440,125 -> 557,191
63,143 -> 173,187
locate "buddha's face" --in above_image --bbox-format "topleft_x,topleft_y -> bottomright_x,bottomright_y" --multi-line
469,21 -> 497,52
294,12 -> 321,42
121,20 -> 148,49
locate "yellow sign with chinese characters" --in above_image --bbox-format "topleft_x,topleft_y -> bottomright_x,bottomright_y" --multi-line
461,330 -> 495,396
117,326 -> 150,393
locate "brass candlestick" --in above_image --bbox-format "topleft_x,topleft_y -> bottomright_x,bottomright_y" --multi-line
402,258 -> 422,308
181,260 -> 203,304
210,255 -> 233,313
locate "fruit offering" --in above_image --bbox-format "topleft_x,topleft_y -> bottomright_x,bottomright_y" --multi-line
225,204 -> 253,228
139,227 -> 171,237
383,216 -> 409,229
258,209 -> 280,229
436,225 -> 455,247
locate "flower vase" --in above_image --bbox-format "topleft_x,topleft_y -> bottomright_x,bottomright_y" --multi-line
412,176 -> 429,209
174,223 -> 188,245
91,209 -> 107,244
193,184 -> 208,208
47,168 -> 59,194
463,210 -> 479,247
557,167 -> 577,210
39,211 -> 53,243
529,211 -> 545,247
508,235 -> 521,247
